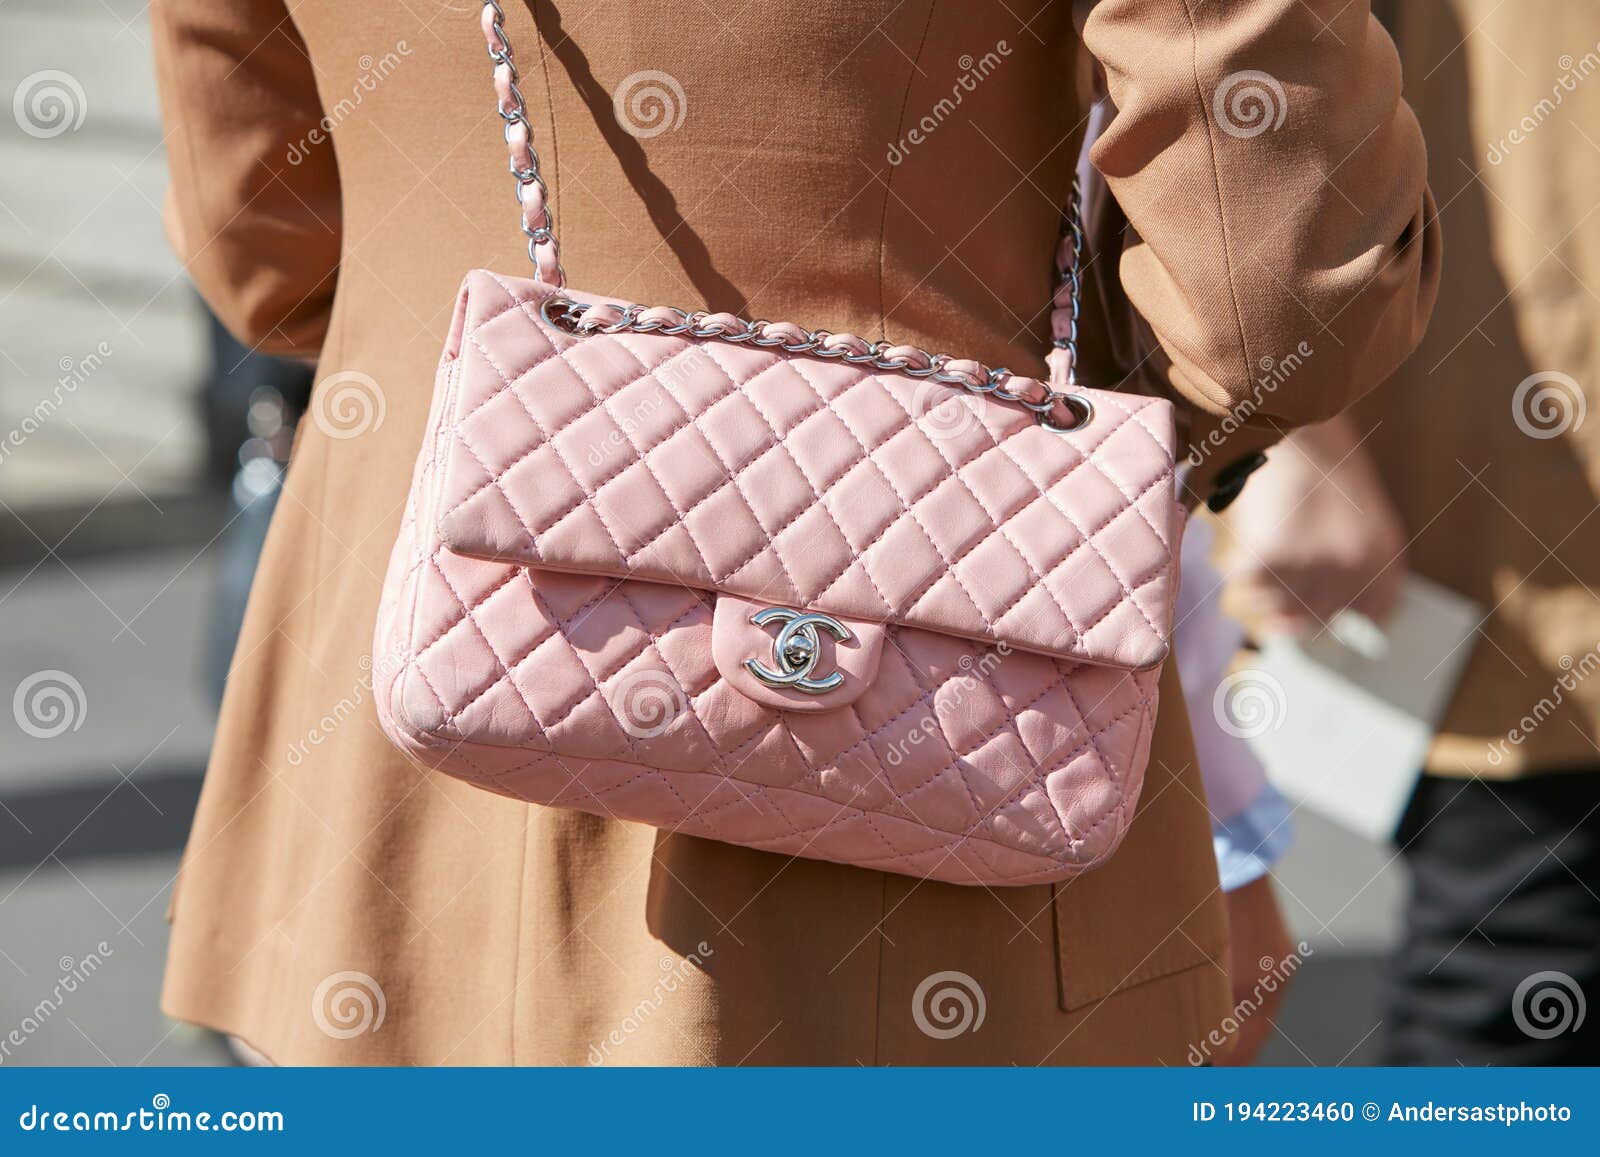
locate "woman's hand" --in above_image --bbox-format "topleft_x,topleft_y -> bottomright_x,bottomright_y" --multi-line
1222,416 -> 1408,636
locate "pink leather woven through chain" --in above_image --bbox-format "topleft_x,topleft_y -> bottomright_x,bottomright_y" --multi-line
369,4 -> 1184,886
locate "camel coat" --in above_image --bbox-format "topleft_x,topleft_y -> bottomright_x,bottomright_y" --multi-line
151,0 -> 1438,1064
1357,0 -> 1600,777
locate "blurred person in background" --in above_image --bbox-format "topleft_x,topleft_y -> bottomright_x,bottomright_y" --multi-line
197,313 -> 313,701
1224,0 -> 1600,1065
1075,100 -> 1298,1065
148,0 -> 1436,1065
1178,516 -> 1298,1064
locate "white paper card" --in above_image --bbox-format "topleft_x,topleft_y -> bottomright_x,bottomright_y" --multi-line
1233,575 -> 1482,841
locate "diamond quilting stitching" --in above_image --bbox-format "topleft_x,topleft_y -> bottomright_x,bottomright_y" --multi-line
551,332 -> 779,585
375,271 -> 1174,885
776,354 -> 1001,625
844,363 -> 1102,644
698,345 -> 907,615
546,346 -> 895,597
437,274 -> 1175,666
867,629 -> 1131,850
403,541 -> 1148,851
965,396 -> 1172,643
459,329 -> 633,569
563,342 -> 1130,637
391,601 -> 1145,883
465,348 -> 720,543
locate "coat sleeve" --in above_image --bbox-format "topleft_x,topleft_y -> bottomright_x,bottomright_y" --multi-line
1079,0 -> 1441,445
150,0 -> 340,359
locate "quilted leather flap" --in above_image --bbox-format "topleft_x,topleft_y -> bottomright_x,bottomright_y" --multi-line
434,270 -> 1181,671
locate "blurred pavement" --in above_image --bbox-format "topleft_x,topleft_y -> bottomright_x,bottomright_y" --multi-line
1,0 -> 228,1068
0,0 -> 206,510
1,547 -> 227,1066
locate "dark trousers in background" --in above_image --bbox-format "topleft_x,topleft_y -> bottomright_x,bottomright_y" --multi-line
1386,770 -> 1600,1065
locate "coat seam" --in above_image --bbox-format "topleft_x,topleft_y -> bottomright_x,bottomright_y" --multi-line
876,1 -> 940,343
510,802 -> 530,1064
871,872 -> 887,1065
1175,0 -> 1256,396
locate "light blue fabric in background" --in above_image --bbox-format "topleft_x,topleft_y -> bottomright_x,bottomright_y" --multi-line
1213,781 -> 1295,891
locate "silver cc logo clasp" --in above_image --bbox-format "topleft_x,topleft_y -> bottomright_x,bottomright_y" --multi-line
744,607 -> 852,694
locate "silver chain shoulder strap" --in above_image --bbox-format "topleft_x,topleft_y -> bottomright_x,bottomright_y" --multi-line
481,1 -> 1093,432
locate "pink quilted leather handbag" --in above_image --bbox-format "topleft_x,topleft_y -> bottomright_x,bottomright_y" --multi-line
373,2 -> 1184,886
